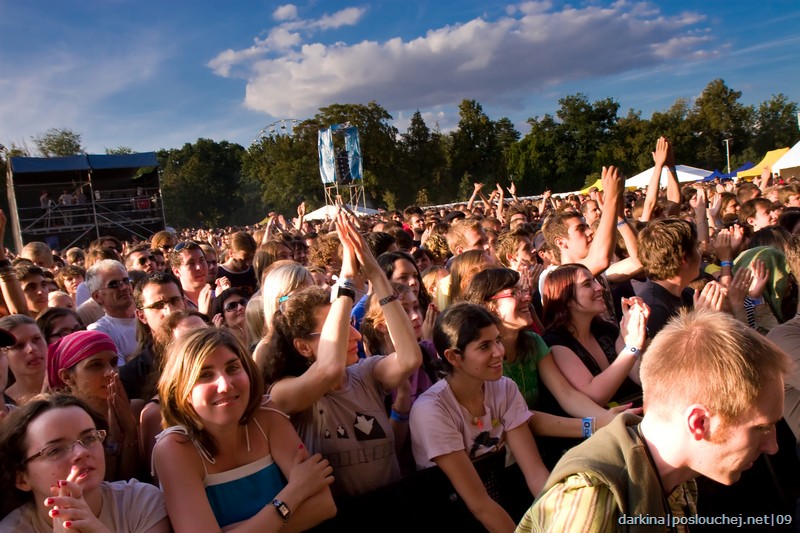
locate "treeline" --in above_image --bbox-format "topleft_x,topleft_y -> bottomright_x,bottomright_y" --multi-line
8,79 -> 799,228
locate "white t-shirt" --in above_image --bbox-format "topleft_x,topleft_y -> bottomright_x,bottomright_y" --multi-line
410,376 -> 532,469
0,479 -> 167,533
87,314 -> 138,364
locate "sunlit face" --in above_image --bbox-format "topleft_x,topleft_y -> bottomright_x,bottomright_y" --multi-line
190,346 -> 250,427
414,253 -> 432,276
569,269 -> 607,316
398,290 -> 423,340
136,282 -> 185,338
692,378 -> 783,485
128,250 -> 156,274
410,215 -> 425,232
204,251 -> 219,282
6,324 -> 47,382
582,201 -> 602,226
62,351 -> 118,402
92,268 -> 134,312
275,245 -> 293,262
560,217 -> 593,260
509,237 -> 534,268
450,324 -> 505,382
16,407 -> 105,505
391,259 -> 420,296
462,228 -> 488,253
489,285 -> 533,330
21,275 -> 50,313
62,275 -> 83,296
173,249 -> 208,292
222,295 -> 248,328
750,205 -> 778,231
46,314 -> 83,345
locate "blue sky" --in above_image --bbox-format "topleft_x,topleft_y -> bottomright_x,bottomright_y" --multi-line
1,1 -> 799,155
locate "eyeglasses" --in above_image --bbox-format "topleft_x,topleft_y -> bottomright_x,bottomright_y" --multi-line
47,324 -> 84,343
488,287 -> 530,300
136,256 -> 154,266
104,278 -> 132,290
224,299 -> 248,312
140,296 -> 185,311
23,429 -> 107,465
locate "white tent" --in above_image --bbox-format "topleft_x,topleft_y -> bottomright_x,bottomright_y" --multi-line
304,203 -> 380,221
625,164 -> 711,189
773,140 -> 800,176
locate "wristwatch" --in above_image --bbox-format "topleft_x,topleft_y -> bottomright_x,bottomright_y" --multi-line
622,344 -> 640,357
330,284 -> 356,303
272,499 -> 291,524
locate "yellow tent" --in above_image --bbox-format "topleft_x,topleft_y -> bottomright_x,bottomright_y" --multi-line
737,147 -> 790,179
581,178 -> 602,194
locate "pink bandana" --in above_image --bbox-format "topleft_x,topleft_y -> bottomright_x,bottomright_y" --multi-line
47,330 -> 117,389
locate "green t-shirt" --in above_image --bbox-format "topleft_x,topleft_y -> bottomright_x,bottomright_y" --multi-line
502,330 -> 551,409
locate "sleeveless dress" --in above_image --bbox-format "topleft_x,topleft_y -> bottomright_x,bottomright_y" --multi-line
154,408 -> 287,528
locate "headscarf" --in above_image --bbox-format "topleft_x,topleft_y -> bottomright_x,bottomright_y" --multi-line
47,330 -> 117,389
734,246 -> 796,324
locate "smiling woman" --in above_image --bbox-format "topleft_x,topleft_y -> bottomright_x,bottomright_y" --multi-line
153,328 -> 336,532
0,394 -> 169,533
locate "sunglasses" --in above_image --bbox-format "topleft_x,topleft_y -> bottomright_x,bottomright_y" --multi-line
105,278 -> 132,290
224,299 -> 248,312
136,256 -> 154,266
140,296 -> 185,311
174,241 -> 200,253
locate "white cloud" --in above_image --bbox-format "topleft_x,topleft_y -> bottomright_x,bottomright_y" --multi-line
207,6 -> 366,77
273,4 -> 298,21
226,2 -> 715,117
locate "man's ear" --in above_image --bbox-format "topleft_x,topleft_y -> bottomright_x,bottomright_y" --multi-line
135,308 -> 147,326
554,236 -> 567,250
90,291 -> 103,307
685,404 -> 711,441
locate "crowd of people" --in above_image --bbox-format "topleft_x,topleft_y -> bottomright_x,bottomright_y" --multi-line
0,136 -> 798,532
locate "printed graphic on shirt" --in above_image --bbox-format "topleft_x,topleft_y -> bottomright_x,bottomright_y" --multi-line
469,431 -> 500,458
353,412 -> 387,441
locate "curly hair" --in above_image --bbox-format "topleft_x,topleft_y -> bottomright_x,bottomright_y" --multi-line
637,218 -> 697,281
421,233 -> 450,264
258,286 -> 329,385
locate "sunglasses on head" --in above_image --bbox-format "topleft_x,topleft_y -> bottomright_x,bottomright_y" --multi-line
173,241 -> 199,253
224,299 -> 248,312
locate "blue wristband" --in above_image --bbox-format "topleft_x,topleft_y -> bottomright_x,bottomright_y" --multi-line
390,409 -> 409,423
582,417 -> 595,438
720,261 -> 733,268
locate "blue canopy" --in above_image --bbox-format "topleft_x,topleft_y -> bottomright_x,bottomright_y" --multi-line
702,162 -> 755,181
10,153 -> 158,174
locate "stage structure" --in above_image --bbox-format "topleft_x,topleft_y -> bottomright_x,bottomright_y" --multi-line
7,153 -> 165,252
317,123 -> 366,211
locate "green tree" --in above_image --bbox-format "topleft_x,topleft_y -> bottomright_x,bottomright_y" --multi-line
105,146 -> 133,155
396,110 -> 449,206
449,100 -> 503,192
750,94 -> 799,157
241,121 -> 322,218
687,79 -> 753,170
158,139 -> 245,228
31,128 -> 84,157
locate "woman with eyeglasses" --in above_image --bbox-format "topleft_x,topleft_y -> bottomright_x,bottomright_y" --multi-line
0,394 -> 170,532
0,315 -> 48,406
541,264 -> 648,407
211,288 -> 250,347
36,307 -> 86,345
47,330 -> 141,482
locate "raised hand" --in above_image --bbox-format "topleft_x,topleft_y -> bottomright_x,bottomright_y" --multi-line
506,182 -> 517,196
600,165 -> 623,201
726,266 -> 753,309
694,281 -> 725,311
297,201 -> 306,217
46,470 -> 112,533
473,182 -> 484,193
748,259 -> 768,299
420,303 -> 439,341
652,136 -> 669,167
